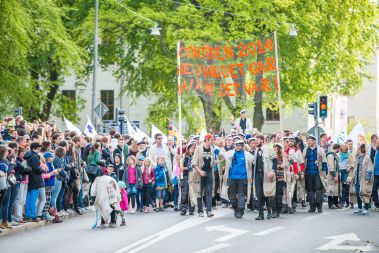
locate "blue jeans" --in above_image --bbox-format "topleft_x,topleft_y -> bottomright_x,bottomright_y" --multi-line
25,189 -> 39,219
173,184 -> 179,207
156,189 -> 166,200
78,188 -> 84,208
57,183 -> 65,212
50,179 -> 62,208
0,187 -> 11,222
136,188 -> 142,209
7,183 -> 20,222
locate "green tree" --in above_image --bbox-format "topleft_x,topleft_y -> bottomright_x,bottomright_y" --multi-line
0,0 -> 85,123
72,0 -> 379,132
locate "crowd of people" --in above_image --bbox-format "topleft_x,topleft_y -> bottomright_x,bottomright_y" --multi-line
0,109 -> 378,231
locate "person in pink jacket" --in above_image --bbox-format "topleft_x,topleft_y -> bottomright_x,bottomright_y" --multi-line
118,181 -> 128,226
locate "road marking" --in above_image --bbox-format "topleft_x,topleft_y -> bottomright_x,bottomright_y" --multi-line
317,233 -> 376,251
303,213 -> 327,221
194,244 -> 231,253
205,225 -> 249,242
113,210 -> 229,253
253,226 -> 285,236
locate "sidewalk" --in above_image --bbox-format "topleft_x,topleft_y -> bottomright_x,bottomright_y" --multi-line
0,209 -> 94,237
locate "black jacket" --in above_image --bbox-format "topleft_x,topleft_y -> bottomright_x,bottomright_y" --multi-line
15,157 -> 27,182
24,151 -> 45,190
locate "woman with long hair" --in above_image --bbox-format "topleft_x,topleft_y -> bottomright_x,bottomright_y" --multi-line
180,141 -> 196,216
129,140 -> 139,158
350,144 -> 374,215
271,143 -> 288,219
141,158 -> 155,212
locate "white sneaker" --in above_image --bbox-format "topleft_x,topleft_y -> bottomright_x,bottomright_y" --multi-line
10,221 -> 20,226
67,209 -> 75,214
131,209 -> 135,214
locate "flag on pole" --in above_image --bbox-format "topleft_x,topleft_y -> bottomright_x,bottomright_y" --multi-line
84,117 -> 97,137
151,124 -> 167,143
347,122 -> 366,148
126,120 -> 137,137
168,119 -> 181,143
64,117 -> 82,135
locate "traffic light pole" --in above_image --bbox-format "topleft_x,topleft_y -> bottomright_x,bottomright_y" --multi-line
314,94 -> 319,144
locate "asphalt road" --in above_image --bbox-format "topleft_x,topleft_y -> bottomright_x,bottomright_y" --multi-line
1,203 -> 379,253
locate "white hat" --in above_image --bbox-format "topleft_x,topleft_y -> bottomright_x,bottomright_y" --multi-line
240,109 -> 247,114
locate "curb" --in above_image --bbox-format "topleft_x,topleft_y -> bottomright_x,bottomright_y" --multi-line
0,210 -> 94,237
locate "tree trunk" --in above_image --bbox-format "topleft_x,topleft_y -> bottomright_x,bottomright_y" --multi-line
199,94 -> 222,133
253,52 -> 265,131
41,63 -> 59,121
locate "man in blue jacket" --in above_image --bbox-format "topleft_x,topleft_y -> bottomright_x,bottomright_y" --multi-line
226,140 -> 253,218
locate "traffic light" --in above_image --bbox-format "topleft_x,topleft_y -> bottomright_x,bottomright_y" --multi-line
308,102 -> 317,118
319,96 -> 328,119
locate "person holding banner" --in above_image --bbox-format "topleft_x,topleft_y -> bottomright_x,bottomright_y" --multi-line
234,109 -> 253,134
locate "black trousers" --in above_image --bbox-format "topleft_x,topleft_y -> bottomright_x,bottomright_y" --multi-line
305,174 -> 323,206
255,172 -> 265,216
212,171 -> 220,206
227,179 -> 247,212
197,170 -> 213,213
63,184 -> 79,211
180,175 -> 194,213
371,175 -> 379,208
142,185 -> 152,207
272,181 -> 286,214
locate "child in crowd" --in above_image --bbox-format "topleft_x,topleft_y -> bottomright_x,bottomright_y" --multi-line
42,152 -> 61,222
106,164 -> 119,182
118,181 -> 128,226
154,156 -> 168,212
122,156 -> 142,214
141,158 -> 155,213
113,154 -> 124,181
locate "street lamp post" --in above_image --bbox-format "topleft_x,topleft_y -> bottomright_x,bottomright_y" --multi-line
92,0 -> 99,124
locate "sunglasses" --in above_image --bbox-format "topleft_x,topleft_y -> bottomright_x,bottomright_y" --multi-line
236,143 -> 244,147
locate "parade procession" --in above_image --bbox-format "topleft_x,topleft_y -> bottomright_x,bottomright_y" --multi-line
1,0 -> 379,253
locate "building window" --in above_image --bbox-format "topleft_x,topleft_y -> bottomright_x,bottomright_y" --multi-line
265,107 -> 280,121
62,90 -> 76,100
101,90 -> 114,120
130,121 -> 140,130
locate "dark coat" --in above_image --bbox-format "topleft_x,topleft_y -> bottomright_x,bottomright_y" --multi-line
24,151 -> 45,190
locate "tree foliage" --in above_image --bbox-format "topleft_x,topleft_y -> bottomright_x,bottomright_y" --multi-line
71,0 -> 378,133
0,0 -> 85,123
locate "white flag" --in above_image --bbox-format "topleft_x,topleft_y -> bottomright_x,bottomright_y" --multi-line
64,117 -> 82,135
84,118 -> 97,137
126,120 -> 137,137
347,122 -> 365,148
151,124 -> 167,143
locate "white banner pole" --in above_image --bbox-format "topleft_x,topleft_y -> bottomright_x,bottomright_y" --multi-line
274,31 -> 285,145
177,41 -> 183,181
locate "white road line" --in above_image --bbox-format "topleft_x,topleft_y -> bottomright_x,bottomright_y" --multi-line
194,244 -> 232,253
303,213 -> 327,221
253,226 -> 285,236
113,210 -> 229,253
